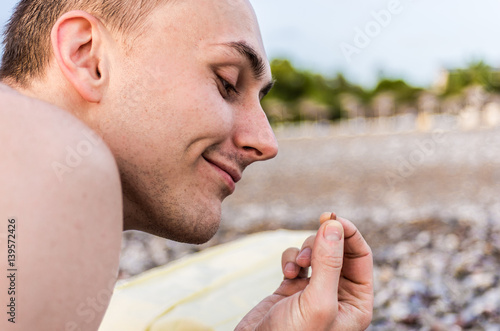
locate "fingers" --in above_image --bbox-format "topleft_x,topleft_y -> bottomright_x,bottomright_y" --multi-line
281,240 -> 313,280
320,211 -> 337,225
292,212 -> 336,272
283,211 -> 372,296
281,247 -> 300,279
336,216 -> 373,286
296,235 -> 315,268
282,212 -> 341,281
303,219 -> 345,308
290,212 -> 373,328
318,213 -> 373,287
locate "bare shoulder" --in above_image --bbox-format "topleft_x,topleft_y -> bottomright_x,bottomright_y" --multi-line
0,84 -> 123,330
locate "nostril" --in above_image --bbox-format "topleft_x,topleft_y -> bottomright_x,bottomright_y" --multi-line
243,146 -> 263,157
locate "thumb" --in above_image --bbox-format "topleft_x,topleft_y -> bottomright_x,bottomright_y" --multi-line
303,220 -> 344,308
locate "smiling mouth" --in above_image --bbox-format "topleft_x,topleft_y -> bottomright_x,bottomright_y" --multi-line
202,156 -> 242,193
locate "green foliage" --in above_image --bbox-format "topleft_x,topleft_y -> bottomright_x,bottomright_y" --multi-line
444,61 -> 500,96
262,59 -> 500,123
263,60 -> 357,122
372,79 -> 422,104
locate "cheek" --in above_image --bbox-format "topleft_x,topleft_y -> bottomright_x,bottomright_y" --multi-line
193,89 -> 235,135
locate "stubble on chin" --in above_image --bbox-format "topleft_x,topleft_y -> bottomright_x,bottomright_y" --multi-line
118,151 -> 227,244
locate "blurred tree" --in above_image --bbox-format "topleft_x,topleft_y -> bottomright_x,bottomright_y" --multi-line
443,61 -> 500,96
372,79 -> 422,105
262,59 -> 500,123
262,59 -> 363,122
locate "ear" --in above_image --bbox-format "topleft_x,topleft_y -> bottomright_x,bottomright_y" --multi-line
51,10 -> 109,103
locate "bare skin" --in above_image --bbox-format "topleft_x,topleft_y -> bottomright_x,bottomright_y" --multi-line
0,85 -> 123,330
237,213 -> 373,330
0,0 -> 373,330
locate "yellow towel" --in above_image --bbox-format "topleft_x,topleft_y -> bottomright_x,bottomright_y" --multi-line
99,230 -> 313,331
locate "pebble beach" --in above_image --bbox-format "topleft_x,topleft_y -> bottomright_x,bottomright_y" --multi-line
119,116 -> 500,330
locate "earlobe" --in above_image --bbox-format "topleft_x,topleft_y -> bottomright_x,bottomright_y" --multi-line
51,11 -> 108,103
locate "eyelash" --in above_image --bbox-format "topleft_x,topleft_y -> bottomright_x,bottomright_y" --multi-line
217,75 -> 240,98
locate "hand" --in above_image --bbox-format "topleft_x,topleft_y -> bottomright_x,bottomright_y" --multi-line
236,213 -> 373,331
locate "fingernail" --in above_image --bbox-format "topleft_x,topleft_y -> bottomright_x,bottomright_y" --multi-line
324,221 -> 343,241
285,262 -> 297,274
297,247 -> 312,261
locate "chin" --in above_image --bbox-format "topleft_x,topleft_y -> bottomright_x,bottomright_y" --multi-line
186,205 -> 222,244
126,180 -> 225,244
167,215 -> 220,245
182,196 -> 224,244
141,201 -> 222,245
188,223 -> 220,245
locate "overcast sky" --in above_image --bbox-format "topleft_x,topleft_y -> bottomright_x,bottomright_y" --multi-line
251,0 -> 500,87
2,0 -> 500,87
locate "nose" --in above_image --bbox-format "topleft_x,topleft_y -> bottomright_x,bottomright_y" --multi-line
233,104 -> 278,163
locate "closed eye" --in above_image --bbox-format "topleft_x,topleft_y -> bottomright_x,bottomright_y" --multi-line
217,75 -> 240,99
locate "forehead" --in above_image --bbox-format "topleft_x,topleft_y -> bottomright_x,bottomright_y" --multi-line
149,0 -> 268,61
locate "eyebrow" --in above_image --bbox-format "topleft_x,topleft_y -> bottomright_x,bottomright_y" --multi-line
222,41 -> 275,98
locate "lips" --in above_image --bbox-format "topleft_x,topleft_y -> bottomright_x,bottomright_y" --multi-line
203,156 -> 242,186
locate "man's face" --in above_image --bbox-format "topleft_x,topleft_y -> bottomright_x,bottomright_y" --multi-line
96,0 -> 278,243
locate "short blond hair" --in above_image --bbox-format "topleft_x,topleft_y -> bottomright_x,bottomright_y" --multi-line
1,0 -> 169,86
